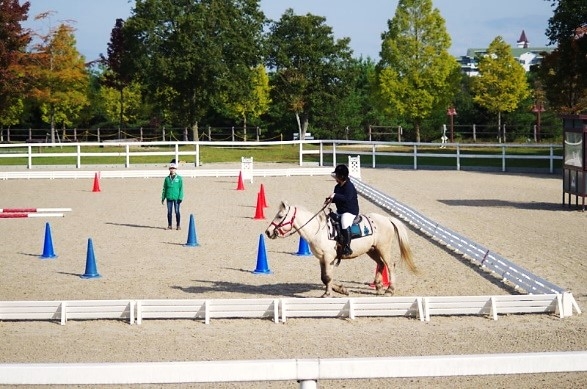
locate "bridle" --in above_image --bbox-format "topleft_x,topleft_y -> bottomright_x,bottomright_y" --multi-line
270,203 -> 329,238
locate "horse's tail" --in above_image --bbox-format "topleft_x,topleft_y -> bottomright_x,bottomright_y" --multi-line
389,216 -> 418,275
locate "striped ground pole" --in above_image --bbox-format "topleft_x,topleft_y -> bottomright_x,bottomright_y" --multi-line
0,213 -> 64,218
0,208 -> 72,213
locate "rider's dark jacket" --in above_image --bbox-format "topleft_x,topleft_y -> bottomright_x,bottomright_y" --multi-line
332,180 -> 359,215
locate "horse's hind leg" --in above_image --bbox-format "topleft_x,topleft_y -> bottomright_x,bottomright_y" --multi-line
368,250 -> 396,296
384,262 -> 397,296
367,251 -> 386,295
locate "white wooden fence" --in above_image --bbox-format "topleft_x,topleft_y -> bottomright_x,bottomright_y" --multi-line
0,294 -> 577,325
1,351 -> 586,386
0,140 -> 562,173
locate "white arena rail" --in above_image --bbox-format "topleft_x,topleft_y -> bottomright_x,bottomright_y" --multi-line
0,167 -> 333,180
0,294 -> 573,325
1,351 -> 585,386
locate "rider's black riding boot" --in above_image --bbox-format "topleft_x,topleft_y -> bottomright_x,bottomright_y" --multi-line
341,227 -> 353,256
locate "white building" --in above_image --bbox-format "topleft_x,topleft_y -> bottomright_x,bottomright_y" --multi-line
458,30 -> 556,76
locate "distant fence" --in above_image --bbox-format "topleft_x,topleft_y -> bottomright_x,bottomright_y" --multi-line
0,140 -> 563,173
0,126 -> 270,143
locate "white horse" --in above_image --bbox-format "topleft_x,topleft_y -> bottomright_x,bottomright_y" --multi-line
265,201 -> 418,297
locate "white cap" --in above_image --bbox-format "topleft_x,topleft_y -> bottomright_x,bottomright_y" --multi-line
169,163 -> 177,169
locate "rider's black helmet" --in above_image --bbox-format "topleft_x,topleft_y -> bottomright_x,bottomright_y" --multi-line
333,164 -> 349,180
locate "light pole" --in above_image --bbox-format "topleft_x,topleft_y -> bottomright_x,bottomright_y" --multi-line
532,102 -> 545,142
446,106 -> 457,143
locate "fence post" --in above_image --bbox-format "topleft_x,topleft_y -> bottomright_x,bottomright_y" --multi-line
162,127 -> 166,142
368,125 -> 372,142
533,124 -> 537,143
139,127 -> 143,142
97,128 -> 100,143
256,127 -> 260,142
183,127 -> 188,141
398,126 -> 402,142
473,124 -> 477,142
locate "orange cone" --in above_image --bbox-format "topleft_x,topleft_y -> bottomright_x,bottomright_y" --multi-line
92,172 -> 101,192
253,192 -> 265,219
370,263 -> 390,288
259,184 -> 268,208
236,171 -> 245,190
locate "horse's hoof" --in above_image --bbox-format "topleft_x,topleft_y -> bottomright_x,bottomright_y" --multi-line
321,293 -> 332,298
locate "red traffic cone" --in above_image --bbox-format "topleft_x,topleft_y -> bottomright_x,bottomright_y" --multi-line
259,184 -> 268,208
370,263 -> 390,288
236,171 -> 245,191
92,172 -> 101,192
253,192 -> 265,220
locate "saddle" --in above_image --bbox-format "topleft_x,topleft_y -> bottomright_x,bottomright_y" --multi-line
327,210 -> 374,264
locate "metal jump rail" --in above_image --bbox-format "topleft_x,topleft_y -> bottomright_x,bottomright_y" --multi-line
353,179 -> 567,295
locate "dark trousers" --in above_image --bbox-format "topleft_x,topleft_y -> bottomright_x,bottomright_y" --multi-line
166,200 -> 181,227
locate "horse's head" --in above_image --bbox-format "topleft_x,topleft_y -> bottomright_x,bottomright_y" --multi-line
265,200 -> 296,239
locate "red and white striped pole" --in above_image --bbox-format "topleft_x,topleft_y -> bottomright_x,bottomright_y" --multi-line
0,208 -> 72,213
0,213 -> 64,218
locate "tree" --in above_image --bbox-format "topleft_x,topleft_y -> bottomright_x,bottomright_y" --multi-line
471,36 -> 530,140
221,64 -> 271,133
123,0 -> 265,138
100,18 -> 134,135
265,9 -> 355,140
375,0 -> 460,142
0,0 -> 31,127
100,81 -> 143,129
27,22 -> 90,141
539,0 -> 587,114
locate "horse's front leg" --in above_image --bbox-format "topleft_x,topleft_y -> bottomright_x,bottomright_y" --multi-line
320,257 -> 348,297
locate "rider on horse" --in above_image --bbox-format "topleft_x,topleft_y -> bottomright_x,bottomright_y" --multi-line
325,164 -> 359,256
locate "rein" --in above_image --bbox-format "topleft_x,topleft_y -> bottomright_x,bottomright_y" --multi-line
271,203 -> 329,238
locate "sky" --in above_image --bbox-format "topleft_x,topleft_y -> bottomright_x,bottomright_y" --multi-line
23,0 -> 556,62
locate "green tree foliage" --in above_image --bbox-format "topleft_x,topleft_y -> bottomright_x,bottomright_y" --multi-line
265,9 -> 355,140
27,22 -> 90,141
472,36 -> 530,136
100,82 -> 143,129
0,0 -> 31,126
100,18 -> 135,131
123,0 -> 265,138
539,0 -> 587,114
375,0 -> 460,142
221,64 -> 271,131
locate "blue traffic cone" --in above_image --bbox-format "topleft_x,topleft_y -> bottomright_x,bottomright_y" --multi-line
252,234 -> 271,274
40,222 -> 57,259
296,236 -> 312,256
80,238 -> 101,279
185,214 -> 199,247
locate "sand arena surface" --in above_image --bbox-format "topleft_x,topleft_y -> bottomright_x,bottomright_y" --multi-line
0,164 -> 586,388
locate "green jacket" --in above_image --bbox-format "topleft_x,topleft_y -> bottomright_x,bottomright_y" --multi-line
161,174 -> 184,201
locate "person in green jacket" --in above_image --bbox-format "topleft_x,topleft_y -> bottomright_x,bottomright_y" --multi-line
161,163 -> 184,230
